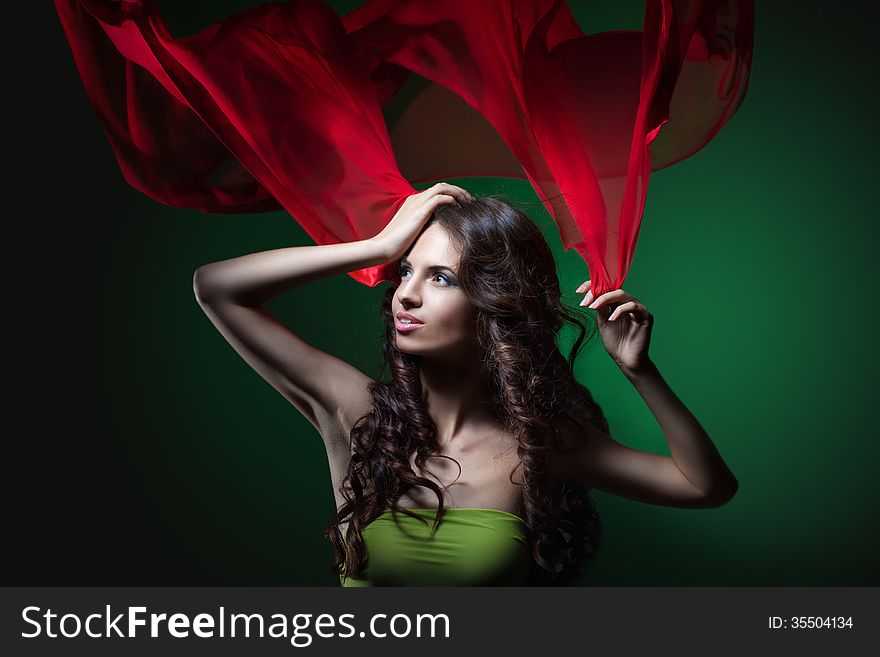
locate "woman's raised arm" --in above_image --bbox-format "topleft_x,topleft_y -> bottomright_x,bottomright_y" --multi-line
193,239 -> 389,308
555,284 -> 739,507
192,238 -> 389,483
192,183 -> 471,485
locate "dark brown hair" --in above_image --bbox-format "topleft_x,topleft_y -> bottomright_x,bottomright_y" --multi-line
325,195 -> 607,585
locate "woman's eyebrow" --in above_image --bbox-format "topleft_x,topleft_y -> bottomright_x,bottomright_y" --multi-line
399,258 -> 457,275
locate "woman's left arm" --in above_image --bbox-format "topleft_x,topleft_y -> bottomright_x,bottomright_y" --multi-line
571,281 -> 739,506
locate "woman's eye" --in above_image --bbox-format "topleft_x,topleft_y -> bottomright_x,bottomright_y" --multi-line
398,267 -> 453,287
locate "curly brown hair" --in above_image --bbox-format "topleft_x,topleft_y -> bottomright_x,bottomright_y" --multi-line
325,195 -> 608,585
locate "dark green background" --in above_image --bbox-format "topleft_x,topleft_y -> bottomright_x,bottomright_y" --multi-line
15,0 -> 876,585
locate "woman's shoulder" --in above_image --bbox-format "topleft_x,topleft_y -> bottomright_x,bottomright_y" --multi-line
545,409 -> 606,485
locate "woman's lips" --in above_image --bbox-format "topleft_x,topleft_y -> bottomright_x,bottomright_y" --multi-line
395,319 -> 425,332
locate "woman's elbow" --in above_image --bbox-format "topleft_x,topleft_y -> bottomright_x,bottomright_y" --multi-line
702,477 -> 739,508
193,267 -> 219,304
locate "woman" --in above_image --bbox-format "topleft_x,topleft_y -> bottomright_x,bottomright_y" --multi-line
193,182 -> 738,586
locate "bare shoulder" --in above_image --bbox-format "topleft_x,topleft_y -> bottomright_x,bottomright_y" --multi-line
545,412 -> 598,485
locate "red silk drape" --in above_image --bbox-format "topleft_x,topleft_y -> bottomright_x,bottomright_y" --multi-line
54,0 -> 753,294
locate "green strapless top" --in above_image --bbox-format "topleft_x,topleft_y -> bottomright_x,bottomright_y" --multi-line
340,508 -> 531,587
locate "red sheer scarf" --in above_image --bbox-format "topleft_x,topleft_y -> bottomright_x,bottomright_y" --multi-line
55,0 -> 753,293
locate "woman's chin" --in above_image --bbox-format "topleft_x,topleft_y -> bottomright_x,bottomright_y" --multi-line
394,337 -> 442,357
393,338 -> 420,355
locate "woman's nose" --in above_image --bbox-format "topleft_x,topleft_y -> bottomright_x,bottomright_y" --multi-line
398,279 -> 421,307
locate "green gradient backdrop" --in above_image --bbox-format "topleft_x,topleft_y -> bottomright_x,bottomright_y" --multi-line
33,0 -> 878,585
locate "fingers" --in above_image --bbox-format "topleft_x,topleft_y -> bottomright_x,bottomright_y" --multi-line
579,288 -> 651,322
566,276 -> 653,319
425,193 -> 459,210
585,288 -> 631,310
607,301 -> 646,322
424,182 -> 475,205
576,279 -> 593,306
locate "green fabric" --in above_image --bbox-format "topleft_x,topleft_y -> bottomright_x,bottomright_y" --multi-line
340,508 -> 531,587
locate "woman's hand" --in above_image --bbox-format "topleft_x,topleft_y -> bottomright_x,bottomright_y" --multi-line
576,280 -> 654,377
372,182 -> 474,262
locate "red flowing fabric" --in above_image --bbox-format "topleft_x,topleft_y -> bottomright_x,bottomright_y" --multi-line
54,0 -> 753,294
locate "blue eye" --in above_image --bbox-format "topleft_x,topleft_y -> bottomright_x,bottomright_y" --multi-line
398,266 -> 455,287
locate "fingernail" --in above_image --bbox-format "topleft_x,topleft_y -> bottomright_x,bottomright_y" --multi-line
588,300 -> 599,309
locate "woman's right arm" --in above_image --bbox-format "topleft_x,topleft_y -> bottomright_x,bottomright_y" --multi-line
194,238 -> 388,309
192,238 -> 388,465
192,183 -> 472,475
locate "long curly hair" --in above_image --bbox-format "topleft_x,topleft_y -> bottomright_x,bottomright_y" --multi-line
325,195 -> 608,585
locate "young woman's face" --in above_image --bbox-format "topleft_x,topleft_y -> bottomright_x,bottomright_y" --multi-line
392,223 -> 477,358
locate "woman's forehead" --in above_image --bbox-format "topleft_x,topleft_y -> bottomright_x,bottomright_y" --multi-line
407,223 -> 461,267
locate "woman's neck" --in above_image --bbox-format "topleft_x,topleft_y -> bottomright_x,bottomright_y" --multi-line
418,356 -> 499,447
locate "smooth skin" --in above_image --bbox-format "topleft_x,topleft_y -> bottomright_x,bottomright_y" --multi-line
193,182 -> 738,513
393,222 -> 478,360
